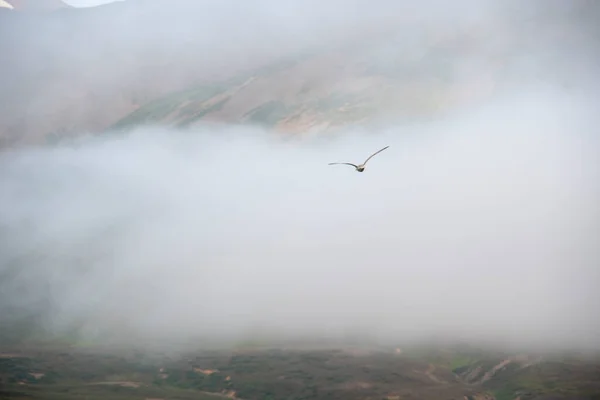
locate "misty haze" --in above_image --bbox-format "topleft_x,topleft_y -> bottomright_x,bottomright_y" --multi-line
0,0 -> 599,399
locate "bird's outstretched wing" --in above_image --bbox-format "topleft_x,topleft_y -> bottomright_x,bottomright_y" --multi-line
328,162 -> 358,168
362,145 -> 390,165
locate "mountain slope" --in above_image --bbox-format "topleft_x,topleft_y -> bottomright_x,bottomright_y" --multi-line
456,356 -> 600,400
1,345 -> 599,400
0,0 -> 596,148
0,0 -> 522,147
0,0 -> 331,147
110,33 -> 499,136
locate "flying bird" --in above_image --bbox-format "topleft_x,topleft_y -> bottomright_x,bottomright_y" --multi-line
328,145 -> 390,172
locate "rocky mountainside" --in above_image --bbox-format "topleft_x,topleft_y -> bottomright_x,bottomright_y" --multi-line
108,31 -> 500,136
0,0 -> 596,148
0,0 -> 348,147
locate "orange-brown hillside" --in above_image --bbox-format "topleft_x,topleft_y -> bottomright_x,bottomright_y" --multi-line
0,1 -> 505,149
109,36 -> 500,136
0,0 -> 592,148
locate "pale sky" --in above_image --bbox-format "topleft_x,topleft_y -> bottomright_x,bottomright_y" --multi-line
63,0 -> 124,7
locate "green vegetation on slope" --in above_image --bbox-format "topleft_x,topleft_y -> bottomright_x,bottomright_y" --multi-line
243,100 -> 289,128
483,361 -> 600,400
0,348 -> 469,400
111,84 -> 230,130
0,383 -> 227,400
2,346 -> 599,400
110,51 -> 313,132
176,96 -> 232,128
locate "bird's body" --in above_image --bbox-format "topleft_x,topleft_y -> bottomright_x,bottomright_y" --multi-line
328,146 -> 389,172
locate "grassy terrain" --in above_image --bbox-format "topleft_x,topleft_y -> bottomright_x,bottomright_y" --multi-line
110,84 -> 231,130
108,51 -> 315,132
483,361 -> 600,400
0,383 -> 227,400
104,31 -> 499,136
1,344 -> 599,400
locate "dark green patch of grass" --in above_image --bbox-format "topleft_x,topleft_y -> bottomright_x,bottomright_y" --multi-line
492,386 -> 519,400
243,100 -> 288,127
111,85 -> 228,130
484,360 -> 600,400
1,383 -> 226,400
450,355 -> 477,372
176,96 -> 231,128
